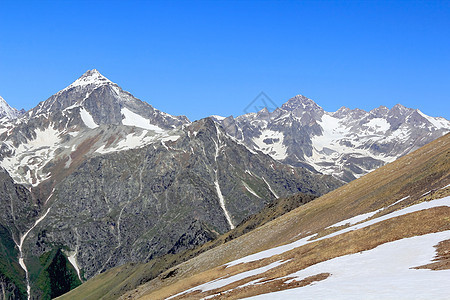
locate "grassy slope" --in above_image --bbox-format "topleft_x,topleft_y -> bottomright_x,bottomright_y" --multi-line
0,225 -> 27,299
128,133 -> 450,299
56,193 -> 317,299
27,248 -> 82,299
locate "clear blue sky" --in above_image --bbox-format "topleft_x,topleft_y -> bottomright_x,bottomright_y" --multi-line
1,0 -> 449,121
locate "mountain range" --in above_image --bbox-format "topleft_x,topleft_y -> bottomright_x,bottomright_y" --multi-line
212,95 -> 450,181
0,69 -> 448,299
0,70 -> 340,299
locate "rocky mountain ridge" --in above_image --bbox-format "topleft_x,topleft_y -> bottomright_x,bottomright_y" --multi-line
212,94 -> 450,181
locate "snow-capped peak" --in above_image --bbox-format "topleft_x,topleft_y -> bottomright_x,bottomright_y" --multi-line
65,69 -> 113,90
210,115 -> 226,121
0,96 -> 20,119
281,95 -> 323,112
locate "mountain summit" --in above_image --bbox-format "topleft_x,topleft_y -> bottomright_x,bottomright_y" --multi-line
67,69 -> 112,89
30,69 -> 189,128
1,69 -> 190,187
0,96 -> 21,119
281,94 -> 323,113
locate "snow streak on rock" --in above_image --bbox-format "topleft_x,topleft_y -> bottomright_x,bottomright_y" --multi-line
17,193 -> 54,300
213,126 -> 234,229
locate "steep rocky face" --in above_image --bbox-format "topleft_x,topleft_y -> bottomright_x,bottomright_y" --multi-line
167,220 -> 219,255
0,168 -> 37,241
0,168 -> 36,300
212,95 -> 450,181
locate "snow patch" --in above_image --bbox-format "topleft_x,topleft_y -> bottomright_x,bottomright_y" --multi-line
365,118 -> 390,133
253,129 -> 287,160
324,196 -> 450,240
121,107 -> 164,132
66,252 -> 82,281
242,181 -> 261,198
263,177 -> 279,199
226,196 -> 450,267
168,260 -> 287,299
327,196 -> 410,228
215,171 -> 234,229
417,110 -> 450,130
306,113 -> 398,177
211,115 -> 226,121
79,108 -> 98,129
1,127 -> 62,186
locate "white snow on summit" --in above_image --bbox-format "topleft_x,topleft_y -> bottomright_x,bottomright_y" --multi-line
215,95 -> 450,181
66,69 -> 112,90
0,96 -> 20,119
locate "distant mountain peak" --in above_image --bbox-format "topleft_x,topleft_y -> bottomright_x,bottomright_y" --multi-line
369,105 -> 390,117
0,96 -> 20,119
390,103 -> 415,117
281,95 -> 323,112
67,69 -> 112,90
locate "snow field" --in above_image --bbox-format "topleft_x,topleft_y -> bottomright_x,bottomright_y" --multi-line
247,231 -> 450,299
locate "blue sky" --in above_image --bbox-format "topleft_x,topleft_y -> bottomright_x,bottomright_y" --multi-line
1,0 -> 449,121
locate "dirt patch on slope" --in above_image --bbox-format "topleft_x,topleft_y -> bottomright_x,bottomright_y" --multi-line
415,239 -> 450,270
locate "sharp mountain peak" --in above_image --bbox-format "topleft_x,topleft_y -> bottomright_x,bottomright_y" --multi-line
0,95 -> 21,119
66,68 -> 113,90
281,94 -> 323,112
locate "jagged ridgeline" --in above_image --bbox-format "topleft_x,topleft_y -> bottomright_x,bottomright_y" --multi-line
0,70 -> 341,299
212,95 -> 450,181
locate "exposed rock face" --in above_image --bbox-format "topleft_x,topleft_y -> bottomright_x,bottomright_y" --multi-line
212,95 -> 450,181
0,168 -> 35,300
0,168 -> 36,241
168,220 -> 219,255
